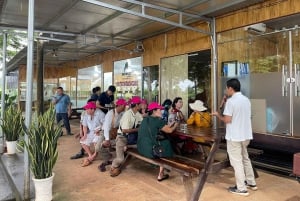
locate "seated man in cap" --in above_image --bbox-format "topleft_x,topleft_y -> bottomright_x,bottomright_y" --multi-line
139,98 -> 148,117
70,98 -> 97,160
80,101 -> 105,167
110,96 -> 143,177
97,98 -> 127,172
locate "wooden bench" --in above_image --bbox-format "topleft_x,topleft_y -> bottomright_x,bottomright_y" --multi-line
122,148 -> 203,201
69,108 -> 83,119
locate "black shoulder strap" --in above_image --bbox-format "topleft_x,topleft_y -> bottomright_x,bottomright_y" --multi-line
55,94 -> 65,104
147,118 -> 159,145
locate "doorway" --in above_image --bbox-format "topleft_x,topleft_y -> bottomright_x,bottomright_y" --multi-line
248,29 -> 300,137
188,50 -> 211,114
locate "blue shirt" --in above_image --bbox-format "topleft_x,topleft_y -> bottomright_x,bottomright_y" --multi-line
53,94 -> 70,113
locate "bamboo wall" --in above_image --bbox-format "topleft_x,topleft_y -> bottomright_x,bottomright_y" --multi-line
216,0 -> 300,32
18,64 -> 77,81
19,0 -> 300,81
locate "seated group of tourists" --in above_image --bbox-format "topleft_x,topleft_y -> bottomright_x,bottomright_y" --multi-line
70,94 -> 212,181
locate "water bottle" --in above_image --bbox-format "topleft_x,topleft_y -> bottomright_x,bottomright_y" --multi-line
168,114 -> 175,125
175,112 -> 180,122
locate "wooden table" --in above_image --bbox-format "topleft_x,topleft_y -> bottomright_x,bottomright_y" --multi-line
171,125 -> 225,201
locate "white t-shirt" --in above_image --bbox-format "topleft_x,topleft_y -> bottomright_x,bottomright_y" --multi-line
118,109 -> 143,134
82,109 -> 105,135
223,92 -> 253,141
102,109 -> 124,140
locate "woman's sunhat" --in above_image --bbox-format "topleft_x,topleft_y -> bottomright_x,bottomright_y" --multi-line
189,100 -> 207,112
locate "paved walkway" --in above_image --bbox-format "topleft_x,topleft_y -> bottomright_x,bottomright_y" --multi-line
1,119 -> 300,201
52,119 -> 300,201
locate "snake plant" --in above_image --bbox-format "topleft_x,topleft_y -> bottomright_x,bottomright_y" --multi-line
24,105 -> 62,179
0,104 -> 25,141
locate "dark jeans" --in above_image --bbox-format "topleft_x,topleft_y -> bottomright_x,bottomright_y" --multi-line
56,113 -> 71,134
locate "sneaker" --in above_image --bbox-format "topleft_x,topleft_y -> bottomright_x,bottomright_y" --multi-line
245,181 -> 258,191
228,186 -> 249,196
70,153 -> 84,160
98,163 -> 107,172
98,161 -> 112,172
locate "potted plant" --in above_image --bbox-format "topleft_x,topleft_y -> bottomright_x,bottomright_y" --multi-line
0,104 -> 25,154
24,105 -> 62,201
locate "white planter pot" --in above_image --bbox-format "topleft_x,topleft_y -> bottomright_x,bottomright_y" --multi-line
6,140 -> 17,154
32,173 -> 55,201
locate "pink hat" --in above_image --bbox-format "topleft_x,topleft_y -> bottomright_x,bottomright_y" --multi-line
115,98 -> 127,106
141,99 -> 148,104
83,102 -> 96,110
147,102 -> 164,111
130,96 -> 141,104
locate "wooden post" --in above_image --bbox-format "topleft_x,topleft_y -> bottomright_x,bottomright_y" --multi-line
189,131 -> 222,201
182,175 -> 193,201
36,41 -> 44,114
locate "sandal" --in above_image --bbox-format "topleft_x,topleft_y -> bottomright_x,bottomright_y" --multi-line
81,158 -> 92,167
110,167 -> 121,177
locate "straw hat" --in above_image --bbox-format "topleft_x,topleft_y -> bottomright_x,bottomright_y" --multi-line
189,100 -> 207,112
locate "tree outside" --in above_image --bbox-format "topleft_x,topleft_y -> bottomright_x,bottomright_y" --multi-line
0,30 -> 26,90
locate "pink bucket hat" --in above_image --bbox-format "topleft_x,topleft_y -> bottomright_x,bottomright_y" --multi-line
83,102 -> 96,110
130,96 -> 142,104
147,102 -> 164,111
115,98 -> 127,106
140,99 -> 148,104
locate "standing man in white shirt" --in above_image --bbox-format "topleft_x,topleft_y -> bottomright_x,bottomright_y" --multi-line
212,78 -> 257,196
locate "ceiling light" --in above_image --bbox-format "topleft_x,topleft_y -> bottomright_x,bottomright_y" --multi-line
52,49 -> 58,57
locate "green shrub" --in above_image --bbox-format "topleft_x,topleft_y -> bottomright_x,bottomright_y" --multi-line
24,105 -> 62,179
0,105 -> 24,141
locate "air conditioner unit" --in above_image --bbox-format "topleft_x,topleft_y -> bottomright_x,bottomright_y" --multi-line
244,23 -> 266,33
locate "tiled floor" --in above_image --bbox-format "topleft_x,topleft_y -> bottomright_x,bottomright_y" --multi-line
51,119 -> 300,201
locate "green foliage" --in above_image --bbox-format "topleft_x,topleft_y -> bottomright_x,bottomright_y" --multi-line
0,92 -> 17,109
0,105 -> 25,141
24,105 -> 62,179
0,30 -> 26,61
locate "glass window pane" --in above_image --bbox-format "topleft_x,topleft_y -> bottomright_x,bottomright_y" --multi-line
160,54 -> 189,117
142,65 -> 159,103
77,65 -> 102,107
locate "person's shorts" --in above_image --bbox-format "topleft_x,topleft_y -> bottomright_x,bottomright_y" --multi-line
80,133 -> 97,146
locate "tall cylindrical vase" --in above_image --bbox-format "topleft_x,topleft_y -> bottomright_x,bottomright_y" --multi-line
6,141 -> 17,154
32,173 -> 55,201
